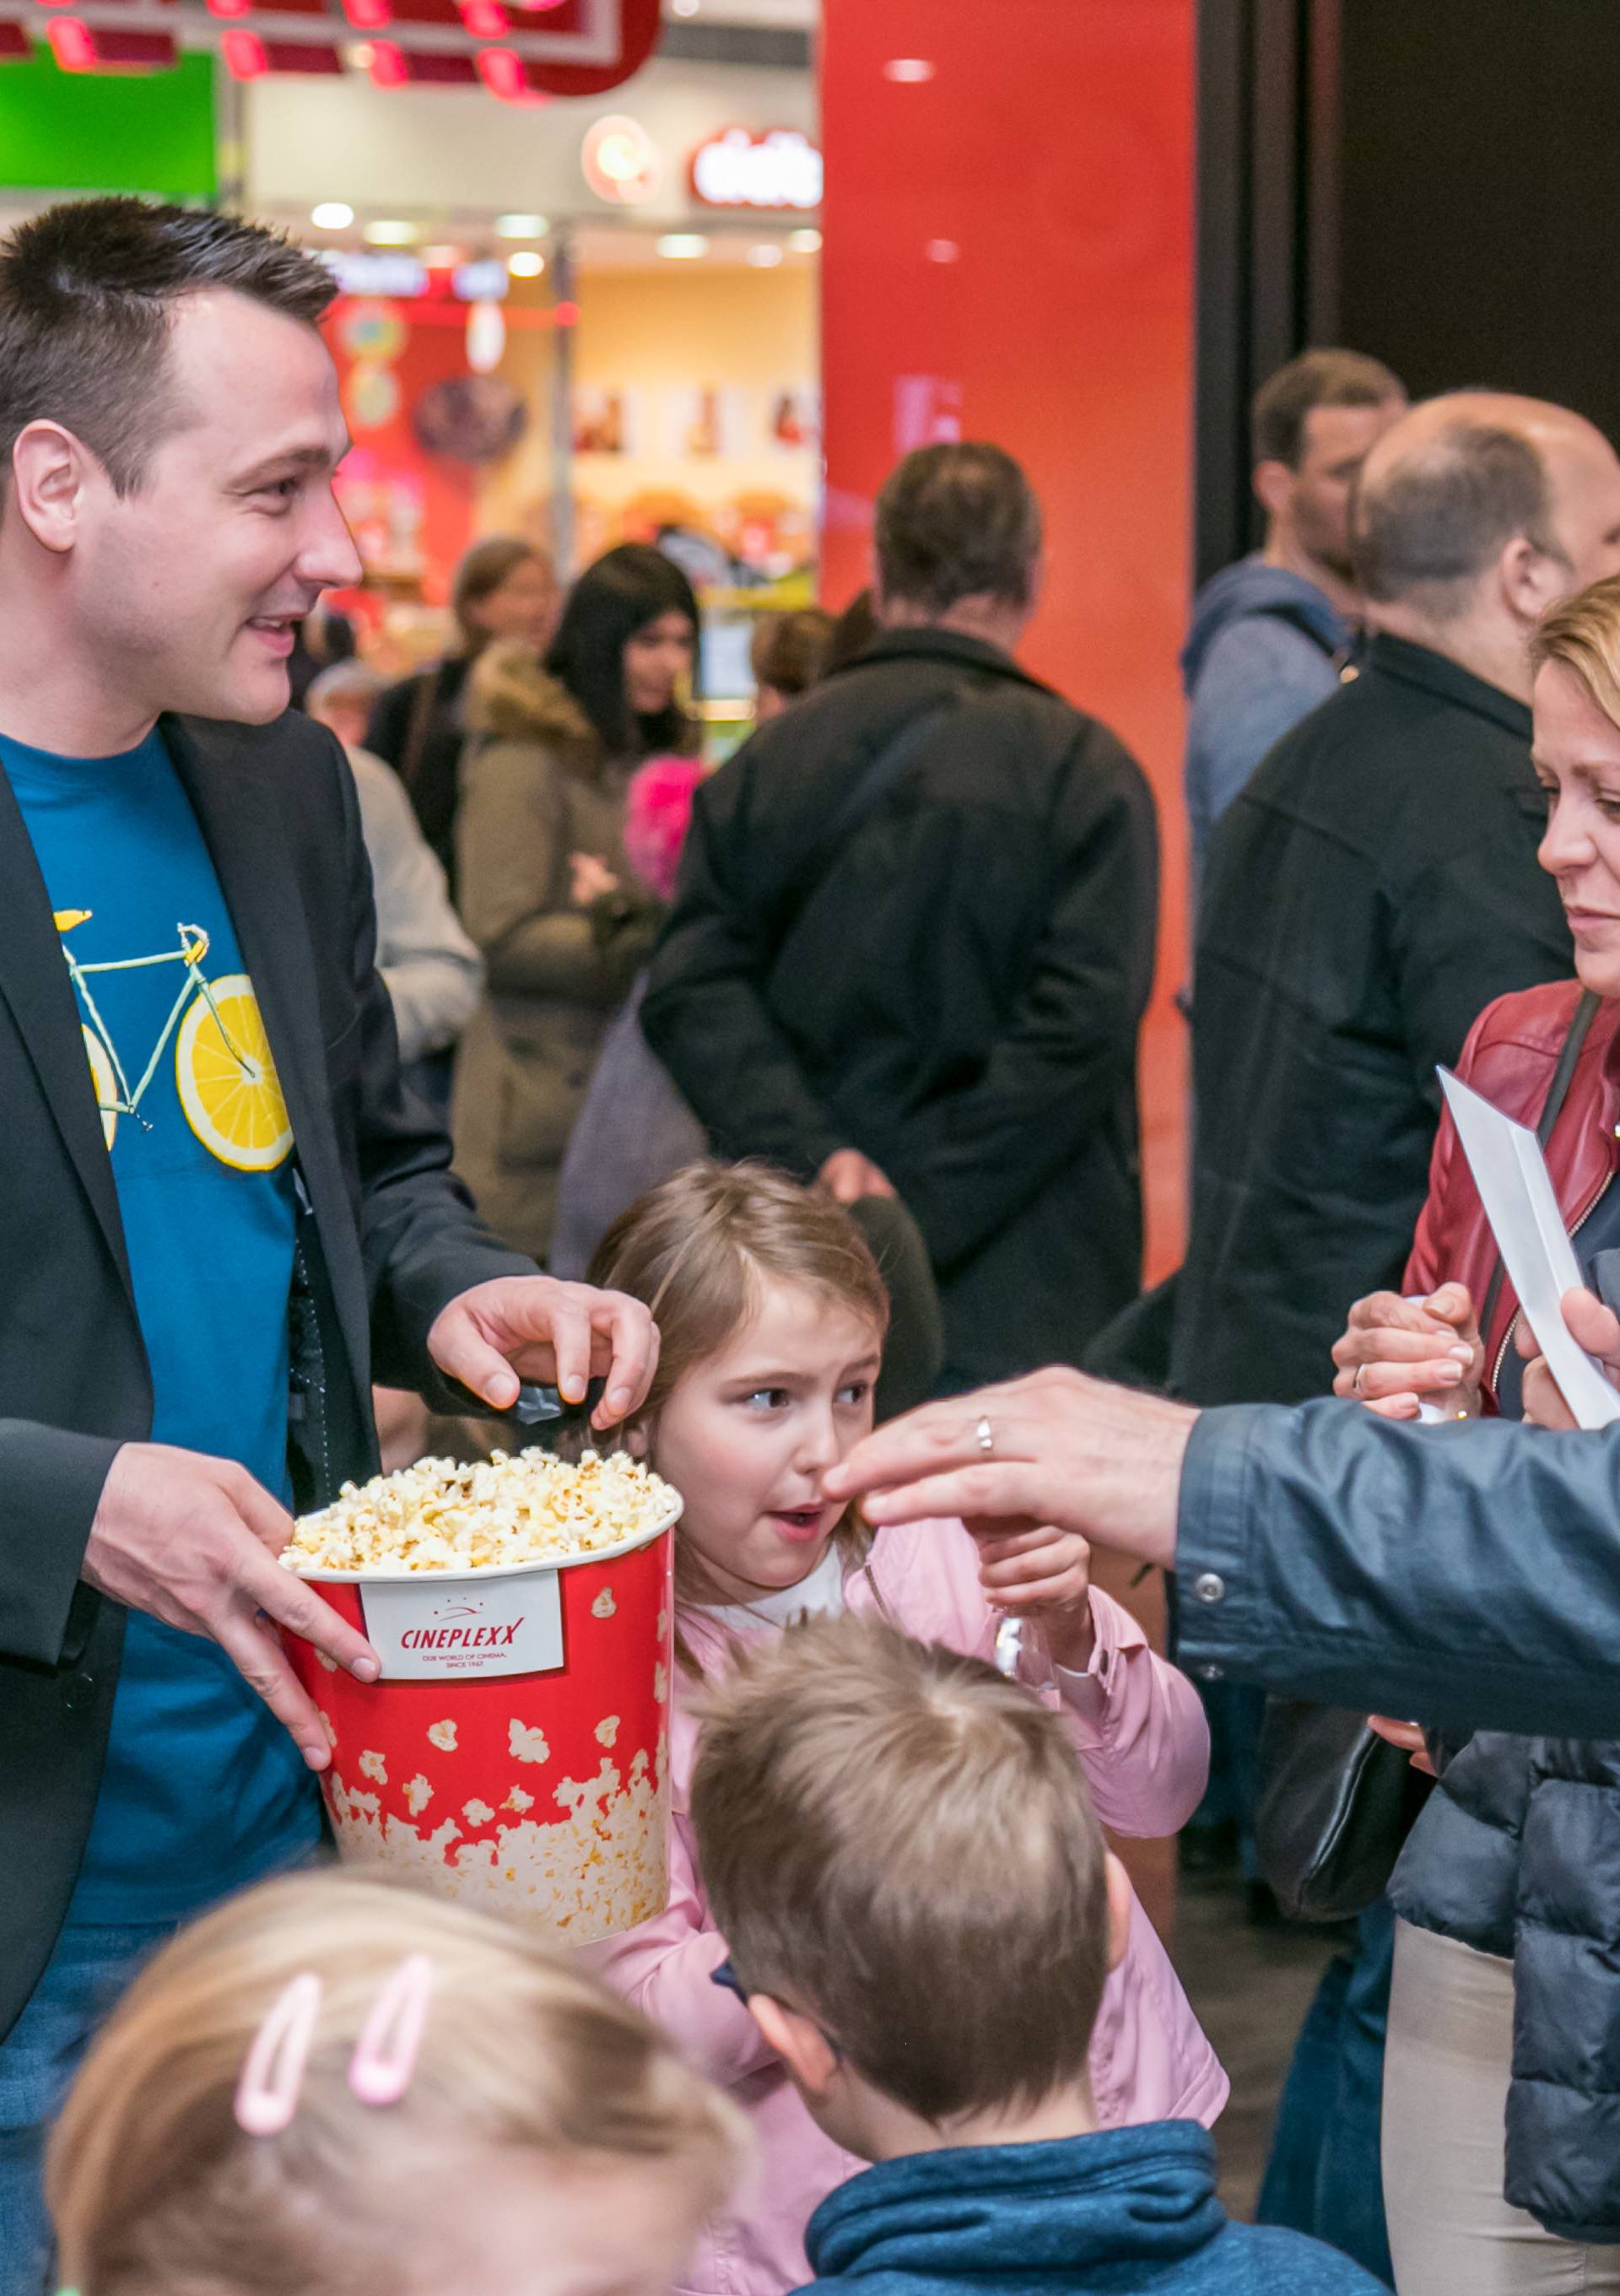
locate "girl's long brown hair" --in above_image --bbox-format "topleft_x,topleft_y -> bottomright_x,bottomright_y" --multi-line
588,1163 -> 892,1653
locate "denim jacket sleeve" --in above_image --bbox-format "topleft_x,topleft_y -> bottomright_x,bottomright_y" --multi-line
1174,1398 -> 1620,1738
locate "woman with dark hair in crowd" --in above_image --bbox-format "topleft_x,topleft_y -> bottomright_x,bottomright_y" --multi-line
451,542 -> 701,1264
365,536 -> 559,891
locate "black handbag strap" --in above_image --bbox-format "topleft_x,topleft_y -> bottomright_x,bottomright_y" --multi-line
772,688 -> 969,942
1478,987 -> 1602,1342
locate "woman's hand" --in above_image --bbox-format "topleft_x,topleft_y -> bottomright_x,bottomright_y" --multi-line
968,1515 -> 1095,1671
570,851 -> 620,906
1330,1282 -> 1485,1419
1367,1715 -> 1438,1776
1518,1285 -> 1620,1429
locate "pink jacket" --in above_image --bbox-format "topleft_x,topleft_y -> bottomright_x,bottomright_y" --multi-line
596,1517 -> 1226,2296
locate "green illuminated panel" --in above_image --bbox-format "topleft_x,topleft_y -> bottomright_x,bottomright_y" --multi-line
0,43 -> 216,200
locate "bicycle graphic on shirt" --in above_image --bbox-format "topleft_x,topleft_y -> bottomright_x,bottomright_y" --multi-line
54,909 -> 293,1172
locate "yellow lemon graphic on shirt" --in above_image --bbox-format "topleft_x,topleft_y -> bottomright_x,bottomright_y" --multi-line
82,1024 -> 119,1152
175,974 -> 293,1171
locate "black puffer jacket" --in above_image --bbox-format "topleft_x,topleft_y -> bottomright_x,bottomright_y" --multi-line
1390,1726 -> 1620,2245
642,627 -> 1158,1385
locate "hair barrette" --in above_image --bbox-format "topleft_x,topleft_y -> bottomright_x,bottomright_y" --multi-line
348,1953 -> 435,2107
235,1971 -> 324,2137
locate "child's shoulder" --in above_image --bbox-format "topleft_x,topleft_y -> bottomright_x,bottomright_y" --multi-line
861,1518 -> 987,1642
1207,2218 -> 1388,2291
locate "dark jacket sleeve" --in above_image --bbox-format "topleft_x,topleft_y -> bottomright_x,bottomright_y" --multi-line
641,761 -> 848,1175
884,730 -> 1158,1270
1386,810 -> 1573,1105
364,676 -> 418,775
327,735 -> 539,1400
0,1422 -> 123,1666
1176,1398 -> 1620,1736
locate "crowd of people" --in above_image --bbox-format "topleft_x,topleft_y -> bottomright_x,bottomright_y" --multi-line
7,187 -> 1620,2296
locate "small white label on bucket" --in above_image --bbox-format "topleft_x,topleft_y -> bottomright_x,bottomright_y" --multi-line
359,1574 -> 564,1681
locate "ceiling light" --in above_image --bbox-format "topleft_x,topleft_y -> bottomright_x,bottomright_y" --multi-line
788,228 -> 822,254
507,250 -> 546,278
883,57 -> 935,82
495,212 -> 549,239
364,219 -> 419,246
310,202 -> 354,231
656,234 -> 708,260
748,243 -> 784,267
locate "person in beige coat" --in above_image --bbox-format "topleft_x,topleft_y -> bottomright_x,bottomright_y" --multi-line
451,543 -> 701,1263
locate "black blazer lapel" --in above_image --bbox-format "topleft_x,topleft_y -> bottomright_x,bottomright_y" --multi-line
0,763 -> 133,1301
165,715 -> 372,1403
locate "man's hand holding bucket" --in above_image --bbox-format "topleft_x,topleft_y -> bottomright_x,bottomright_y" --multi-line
83,1276 -> 660,1772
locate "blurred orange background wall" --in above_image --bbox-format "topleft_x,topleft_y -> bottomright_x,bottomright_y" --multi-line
819,0 -> 1195,1278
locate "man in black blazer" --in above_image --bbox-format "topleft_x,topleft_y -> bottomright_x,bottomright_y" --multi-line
0,199 -> 656,2287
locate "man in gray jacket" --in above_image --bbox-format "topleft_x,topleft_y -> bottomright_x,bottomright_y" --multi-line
1182,348 -> 1405,886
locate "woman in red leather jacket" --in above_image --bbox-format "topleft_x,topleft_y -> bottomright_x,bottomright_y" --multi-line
1331,574 -> 1620,2293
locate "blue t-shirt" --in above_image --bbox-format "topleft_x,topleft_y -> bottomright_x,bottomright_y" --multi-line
3,728 -> 321,1924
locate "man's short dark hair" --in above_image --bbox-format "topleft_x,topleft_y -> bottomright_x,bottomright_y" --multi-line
0,197 -> 337,497
874,441 -> 1043,614
1252,348 -> 1405,470
1352,418 -> 1558,614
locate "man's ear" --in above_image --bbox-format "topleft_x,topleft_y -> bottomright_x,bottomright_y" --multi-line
1252,458 -> 1296,524
620,1416 -> 651,1461
1102,1851 -> 1133,1974
9,421 -> 94,556
1498,532 -> 1569,627
748,1996 -> 840,2099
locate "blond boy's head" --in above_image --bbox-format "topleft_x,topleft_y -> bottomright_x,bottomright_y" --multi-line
690,1615 -> 1130,2150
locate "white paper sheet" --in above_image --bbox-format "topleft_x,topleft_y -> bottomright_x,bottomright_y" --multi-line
1439,1067 -> 1620,1429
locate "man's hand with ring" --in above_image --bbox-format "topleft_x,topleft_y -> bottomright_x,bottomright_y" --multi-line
824,1364 -> 1195,1572
81,1442 -> 381,1772
427,1274 -> 661,1431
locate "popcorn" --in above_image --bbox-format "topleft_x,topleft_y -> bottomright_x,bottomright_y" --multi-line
358,1749 -> 387,1785
427,1720 -> 458,1753
509,1720 -> 550,1765
325,1751 -> 667,1947
404,1775 -> 433,1816
591,1589 -> 617,1620
504,1785 -> 535,1812
284,1449 -> 677,1577
463,1799 -> 495,1826
596,1715 -> 620,1748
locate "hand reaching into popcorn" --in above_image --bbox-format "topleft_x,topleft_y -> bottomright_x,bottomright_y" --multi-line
82,1278 -> 661,1768
428,1274 -> 661,1432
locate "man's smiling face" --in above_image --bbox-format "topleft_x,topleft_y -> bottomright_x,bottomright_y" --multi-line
68,288 -> 360,727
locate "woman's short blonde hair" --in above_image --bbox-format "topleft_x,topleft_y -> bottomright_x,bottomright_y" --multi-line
1531,571 -> 1620,728
47,1872 -> 744,2296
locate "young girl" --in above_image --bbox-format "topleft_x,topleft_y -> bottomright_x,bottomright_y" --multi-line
46,1872 -> 744,2296
591,1164 -> 1226,2296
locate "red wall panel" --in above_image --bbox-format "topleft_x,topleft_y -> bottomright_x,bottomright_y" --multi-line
820,0 -> 1195,1273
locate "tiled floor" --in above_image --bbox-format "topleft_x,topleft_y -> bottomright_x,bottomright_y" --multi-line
1171,1867 -> 1341,2218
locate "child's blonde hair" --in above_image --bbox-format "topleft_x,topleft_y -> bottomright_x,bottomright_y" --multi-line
47,1872 -> 745,2296
587,1163 -> 892,1625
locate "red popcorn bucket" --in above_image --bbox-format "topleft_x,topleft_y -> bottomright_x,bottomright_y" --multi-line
283,1503 -> 678,1945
